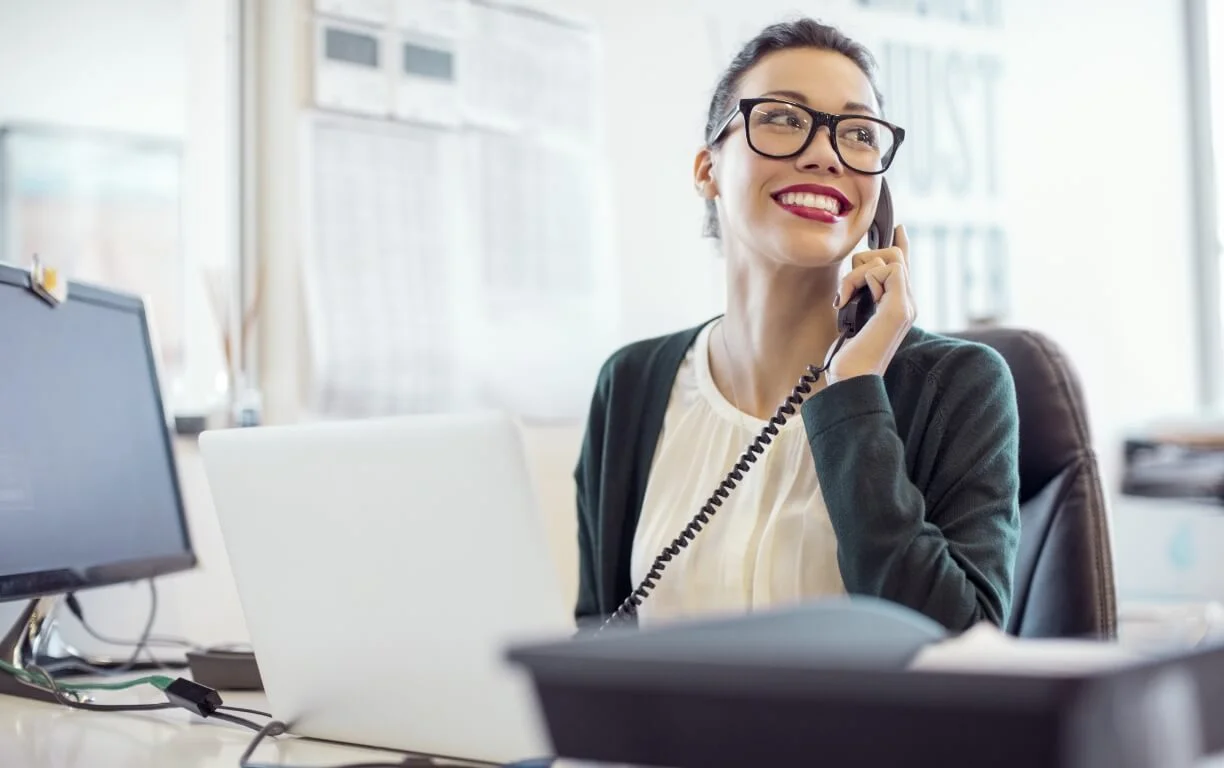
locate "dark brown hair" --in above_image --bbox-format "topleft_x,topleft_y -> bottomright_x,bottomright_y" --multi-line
703,19 -> 884,238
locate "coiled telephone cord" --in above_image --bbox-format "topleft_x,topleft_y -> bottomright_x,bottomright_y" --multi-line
601,331 -> 851,630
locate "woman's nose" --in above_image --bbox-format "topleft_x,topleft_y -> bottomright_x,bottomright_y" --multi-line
797,127 -> 843,173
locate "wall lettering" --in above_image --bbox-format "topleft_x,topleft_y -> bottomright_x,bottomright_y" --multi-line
855,0 -> 1004,28
866,6 -> 1009,328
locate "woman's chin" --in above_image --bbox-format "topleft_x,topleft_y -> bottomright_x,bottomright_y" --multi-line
773,234 -> 849,269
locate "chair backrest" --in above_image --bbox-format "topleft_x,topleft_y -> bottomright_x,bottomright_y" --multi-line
948,327 -> 1118,639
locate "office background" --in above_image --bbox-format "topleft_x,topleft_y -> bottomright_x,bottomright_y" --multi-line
0,0 -> 1221,652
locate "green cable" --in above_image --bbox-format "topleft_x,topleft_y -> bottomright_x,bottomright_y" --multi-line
0,657 -> 173,692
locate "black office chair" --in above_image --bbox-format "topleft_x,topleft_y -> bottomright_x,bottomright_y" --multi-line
950,327 -> 1118,640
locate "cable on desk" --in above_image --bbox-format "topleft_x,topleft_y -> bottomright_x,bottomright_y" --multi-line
14,662 -> 180,714
211,711 -> 267,732
66,580 -> 197,650
55,579 -> 198,677
0,657 -> 175,694
219,704 -> 273,718
39,697 -> 179,714
59,580 -> 251,675
76,579 -> 157,672
238,719 -> 444,768
5,657 -> 218,719
37,655 -> 188,676
4,656 -> 277,734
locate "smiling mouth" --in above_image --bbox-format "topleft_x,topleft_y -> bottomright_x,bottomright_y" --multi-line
775,191 -> 845,214
772,190 -> 851,223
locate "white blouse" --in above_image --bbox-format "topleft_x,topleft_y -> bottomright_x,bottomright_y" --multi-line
630,320 -> 845,627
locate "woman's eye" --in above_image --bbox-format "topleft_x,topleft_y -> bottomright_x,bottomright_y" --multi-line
759,110 -> 804,129
840,126 -> 878,147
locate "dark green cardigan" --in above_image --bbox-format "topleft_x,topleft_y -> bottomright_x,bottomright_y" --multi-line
573,319 -> 1021,632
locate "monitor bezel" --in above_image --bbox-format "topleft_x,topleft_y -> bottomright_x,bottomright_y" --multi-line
0,261 -> 197,602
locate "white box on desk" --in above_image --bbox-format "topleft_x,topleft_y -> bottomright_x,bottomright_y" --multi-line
1111,494 -> 1224,603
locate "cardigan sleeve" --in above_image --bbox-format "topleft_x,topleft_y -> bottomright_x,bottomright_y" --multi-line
573,363 -> 610,628
800,344 -> 1021,631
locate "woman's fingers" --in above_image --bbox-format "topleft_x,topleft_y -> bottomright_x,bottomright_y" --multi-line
863,263 -> 892,302
838,223 -> 913,309
853,247 -> 898,270
836,259 -> 913,308
852,223 -> 909,269
836,257 -> 886,307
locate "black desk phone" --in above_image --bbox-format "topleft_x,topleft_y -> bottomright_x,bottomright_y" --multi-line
603,180 -> 895,629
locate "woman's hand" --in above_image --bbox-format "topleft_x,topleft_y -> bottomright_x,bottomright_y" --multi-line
826,225 -> 916,385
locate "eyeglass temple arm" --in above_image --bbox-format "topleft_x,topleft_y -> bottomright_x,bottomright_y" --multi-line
706,106 -> 742,147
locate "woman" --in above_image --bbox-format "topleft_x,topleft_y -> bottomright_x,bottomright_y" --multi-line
573,19 -> 1020,633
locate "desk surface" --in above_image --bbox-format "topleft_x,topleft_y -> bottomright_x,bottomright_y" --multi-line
5,683 -> 1224,768
0,688 -> 454,768
0,686 -> 592,768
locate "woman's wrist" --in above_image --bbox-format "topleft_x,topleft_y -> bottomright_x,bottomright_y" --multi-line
824,365 -> 880,387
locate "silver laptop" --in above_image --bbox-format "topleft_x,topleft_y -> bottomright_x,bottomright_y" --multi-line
199,411 -> 573,764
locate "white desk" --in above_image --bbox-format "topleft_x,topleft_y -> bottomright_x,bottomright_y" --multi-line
0,688 -> 436,768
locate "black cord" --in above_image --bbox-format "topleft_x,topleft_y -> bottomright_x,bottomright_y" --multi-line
601,331 -> 850,629
238,720 -> 288,767
52,699 -> 179,713
21,662 -> 180,714
11,651 -> 266,728
58,580 -> 190,677
68,579 -> 196,648
238,720 -> 442,768
219,704 -> 273,718
211,711 -> 267,732
64,583 -> 253,669
37,656 -> 188,676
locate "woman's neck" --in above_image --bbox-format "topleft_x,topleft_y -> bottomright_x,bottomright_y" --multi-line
712,256 -> 843,419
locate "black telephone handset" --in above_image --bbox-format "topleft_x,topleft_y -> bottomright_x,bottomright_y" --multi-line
837,178 -> 891,338
601,181 -> 896,630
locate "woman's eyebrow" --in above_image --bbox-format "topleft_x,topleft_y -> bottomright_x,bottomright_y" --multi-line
842,100 -> 878,117
761,89 -> 809,103
760,90 -> 879,117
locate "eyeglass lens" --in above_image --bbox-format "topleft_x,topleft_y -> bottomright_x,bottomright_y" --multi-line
745,101 -> 896,172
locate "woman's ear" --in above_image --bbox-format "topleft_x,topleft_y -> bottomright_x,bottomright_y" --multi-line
693,147 -> 718,200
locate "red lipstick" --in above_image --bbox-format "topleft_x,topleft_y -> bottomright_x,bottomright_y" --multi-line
771,183 -> 853,223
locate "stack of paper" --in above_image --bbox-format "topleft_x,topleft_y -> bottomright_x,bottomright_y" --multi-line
909,622 -> 1141,675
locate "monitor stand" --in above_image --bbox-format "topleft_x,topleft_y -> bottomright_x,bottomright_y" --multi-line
1,593 -> 186,706
0,596 -> 62,704
0,595 -> 187,705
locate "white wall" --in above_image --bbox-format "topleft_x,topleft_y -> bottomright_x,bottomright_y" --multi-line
1001,0 -> 1200,487
0,0 -> 185,137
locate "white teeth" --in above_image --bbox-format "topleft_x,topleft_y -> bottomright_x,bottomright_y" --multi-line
778,191 -> 841,213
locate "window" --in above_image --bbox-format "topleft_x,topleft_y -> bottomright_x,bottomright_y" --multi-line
1193,0 -> 1224,405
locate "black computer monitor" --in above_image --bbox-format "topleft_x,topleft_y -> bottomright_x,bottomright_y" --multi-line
0,262 -> 195,701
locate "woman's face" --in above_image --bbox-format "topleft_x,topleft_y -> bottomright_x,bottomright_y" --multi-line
697,48 -> 884,269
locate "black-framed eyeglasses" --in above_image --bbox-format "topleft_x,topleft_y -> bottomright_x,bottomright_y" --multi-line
708,97 -> 906,175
